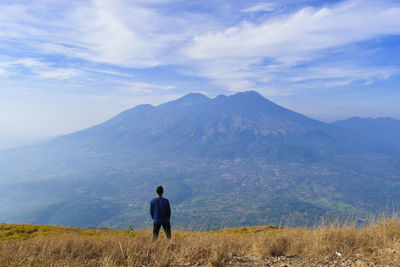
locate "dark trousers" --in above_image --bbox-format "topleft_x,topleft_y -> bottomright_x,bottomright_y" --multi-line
153,220 -> 171,240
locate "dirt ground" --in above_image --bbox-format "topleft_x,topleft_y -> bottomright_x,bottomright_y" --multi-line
197,255 -> 398,266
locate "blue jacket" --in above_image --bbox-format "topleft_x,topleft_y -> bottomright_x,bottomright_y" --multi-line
150,197 -> 171,223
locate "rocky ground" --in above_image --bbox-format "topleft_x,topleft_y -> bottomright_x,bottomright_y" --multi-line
187,255 -> 397,266
221,255 -> 395,267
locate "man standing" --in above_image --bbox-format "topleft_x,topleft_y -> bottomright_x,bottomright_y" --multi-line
150,185 -> 171,240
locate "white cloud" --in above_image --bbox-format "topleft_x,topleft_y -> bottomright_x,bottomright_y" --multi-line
37,68 -> 81,80
187,1 -> 400,62
0,1 -> 176,67
183,0 -> 400,92
193,57 -> 397,94
67,0 -> 163,67
289,65 -> 394,83
116,80 -> 176,94
84,68 -> 135,78
0,0 -> 219,69
0,68 -> 7,76
0,58 -> 82,80
0,0 -> 399,94
242,2 -> 275,13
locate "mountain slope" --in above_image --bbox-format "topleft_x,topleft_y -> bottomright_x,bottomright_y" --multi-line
0,91 -> 399,229
334,117 -> 400,156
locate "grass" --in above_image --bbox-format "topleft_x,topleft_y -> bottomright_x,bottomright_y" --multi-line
1,216 -> 400,266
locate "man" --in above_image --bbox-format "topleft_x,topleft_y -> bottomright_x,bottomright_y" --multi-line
150,185 -> 171,240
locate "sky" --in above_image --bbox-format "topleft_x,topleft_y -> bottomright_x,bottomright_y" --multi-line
0,0 -> 400,149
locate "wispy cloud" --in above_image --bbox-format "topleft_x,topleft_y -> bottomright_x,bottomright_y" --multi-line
0,2 -> 155,67
0,58 -> 82,80
184,0 -> 400,92
218,2 -> 399,52
0,0 -> 400,95
117,80 -> 175,94
242,2 -> 275,13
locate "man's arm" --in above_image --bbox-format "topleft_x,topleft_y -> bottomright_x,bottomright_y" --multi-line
166,199 -> 171,220
150,201 -> 154,219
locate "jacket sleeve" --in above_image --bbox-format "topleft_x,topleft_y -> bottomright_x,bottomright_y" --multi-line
150,201 -> 154,219
166,200 -> 171,219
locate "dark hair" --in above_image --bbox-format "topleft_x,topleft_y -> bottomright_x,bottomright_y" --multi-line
156,185 -> 163,195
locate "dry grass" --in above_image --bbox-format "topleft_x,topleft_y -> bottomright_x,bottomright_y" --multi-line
1,217 -> 400,266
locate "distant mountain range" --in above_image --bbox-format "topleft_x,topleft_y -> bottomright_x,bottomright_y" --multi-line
0,91 -> 399,230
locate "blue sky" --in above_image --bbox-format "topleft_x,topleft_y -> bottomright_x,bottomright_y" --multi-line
0,0 -> 400,149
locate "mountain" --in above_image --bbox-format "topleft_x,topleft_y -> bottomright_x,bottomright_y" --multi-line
0,91 -> 399,230
334,117 -> 400,155
58,91 -> 335,160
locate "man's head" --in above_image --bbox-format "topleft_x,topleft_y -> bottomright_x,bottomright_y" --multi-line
156,185 -> 163,196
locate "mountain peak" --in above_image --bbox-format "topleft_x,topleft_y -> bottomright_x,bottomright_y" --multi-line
178,92 -> 210,103
159,92 -> 209,108
235,90 -> 264,97
229,90 -> 273,104
181,92 -> 209,100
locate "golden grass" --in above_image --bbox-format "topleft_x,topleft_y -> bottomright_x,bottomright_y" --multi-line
1,216 -> 400,266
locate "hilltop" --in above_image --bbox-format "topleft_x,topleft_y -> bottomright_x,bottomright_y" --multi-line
1,217 -> 400,266
0,91 -> 400,229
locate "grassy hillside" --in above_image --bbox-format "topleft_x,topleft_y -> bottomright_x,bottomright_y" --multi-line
1,216 -> 400,266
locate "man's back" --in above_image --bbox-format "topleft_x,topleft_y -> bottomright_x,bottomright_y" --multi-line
150,185 -> 172,240
150,197 -> 171,223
